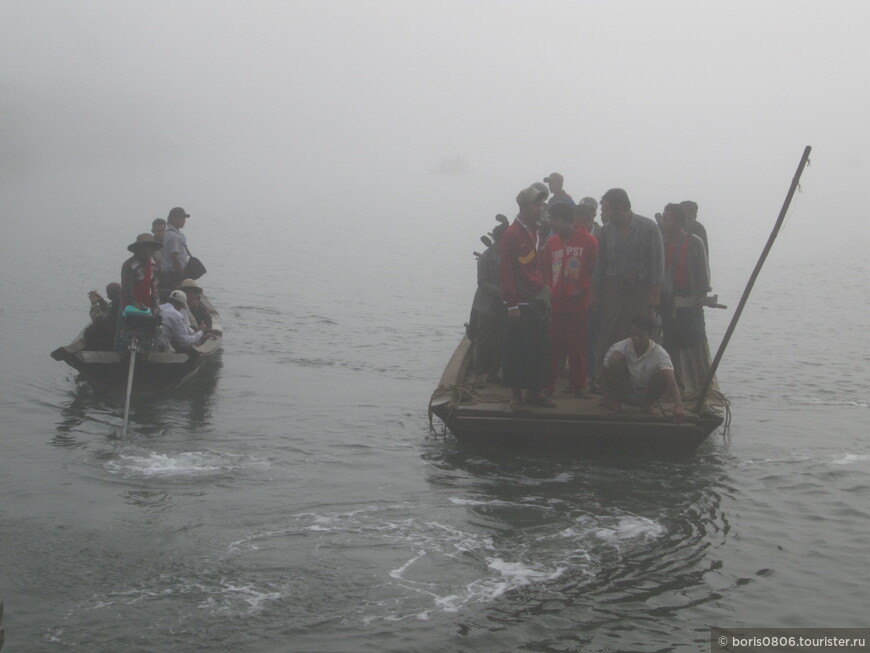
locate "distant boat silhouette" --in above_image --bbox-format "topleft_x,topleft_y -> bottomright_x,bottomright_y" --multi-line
430,155 -> 468,175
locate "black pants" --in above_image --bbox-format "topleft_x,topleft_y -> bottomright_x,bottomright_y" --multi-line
473,310 -> 505,376
502,305 -> 549,391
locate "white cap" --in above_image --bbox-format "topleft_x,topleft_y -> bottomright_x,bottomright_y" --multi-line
168,289 -> 188,305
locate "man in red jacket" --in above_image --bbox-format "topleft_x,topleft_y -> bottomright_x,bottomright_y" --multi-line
543,202 -> 598,396
499,186 -> 554,412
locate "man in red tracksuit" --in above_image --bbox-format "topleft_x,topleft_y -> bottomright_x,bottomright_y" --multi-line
499,185 -> 553,412
542,202 -> 598,396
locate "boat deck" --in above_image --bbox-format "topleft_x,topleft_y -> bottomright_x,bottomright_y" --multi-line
429,337 -> 727,452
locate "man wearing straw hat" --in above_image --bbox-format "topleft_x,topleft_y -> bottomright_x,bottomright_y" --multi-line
121,233 -> 161,310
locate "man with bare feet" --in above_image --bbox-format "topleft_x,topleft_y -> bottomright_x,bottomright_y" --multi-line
602,315 -> 684,421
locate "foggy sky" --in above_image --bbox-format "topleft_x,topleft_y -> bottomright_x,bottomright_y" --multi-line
2,0 -> 868,259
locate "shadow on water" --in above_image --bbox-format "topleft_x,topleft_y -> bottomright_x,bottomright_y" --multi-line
52,356 -> 223,446
420,434 -> 737,651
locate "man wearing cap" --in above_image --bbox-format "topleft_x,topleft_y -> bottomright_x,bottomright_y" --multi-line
160,207 -> 191,290
544,173 -> 575,209
157,290 -> 218,351
499,186 -> 555,411
591,188 -> 664,380
121,233 -> 161,310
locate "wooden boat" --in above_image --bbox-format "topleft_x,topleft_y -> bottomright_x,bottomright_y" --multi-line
51,294 -> 222,396
429,148 -> 813,455
428,337 -> 727,453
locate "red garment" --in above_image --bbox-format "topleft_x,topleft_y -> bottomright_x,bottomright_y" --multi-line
133,257 -> 153,307
499,218 -> 544,308
665,233 -> 690,290
547,311 -> 588,393
543,226 -> 598,313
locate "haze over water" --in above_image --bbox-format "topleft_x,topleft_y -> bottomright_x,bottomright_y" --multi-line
2,2 -> 869,651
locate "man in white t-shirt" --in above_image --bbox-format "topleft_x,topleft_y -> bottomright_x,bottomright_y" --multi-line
602,314 -> 684,421
158,290 -> 219,351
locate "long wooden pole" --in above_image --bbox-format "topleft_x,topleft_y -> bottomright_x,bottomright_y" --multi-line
693,145 -> 812,415
121,348 -> 137,438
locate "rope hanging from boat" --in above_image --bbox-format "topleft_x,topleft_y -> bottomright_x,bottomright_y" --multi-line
427,383 -> 504,434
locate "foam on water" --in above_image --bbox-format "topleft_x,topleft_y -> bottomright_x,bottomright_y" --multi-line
830,453 -> 870,465
225,504 -> 666,623
78,575 -> 290,620
593,515 -> 665,544
104,446 -> 268,479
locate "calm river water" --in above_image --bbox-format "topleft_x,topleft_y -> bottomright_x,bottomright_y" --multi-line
1,172 -> 868,652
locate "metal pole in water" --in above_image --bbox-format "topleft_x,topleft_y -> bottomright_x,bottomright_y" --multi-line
693,145 -> 812,415
121,345 -> 137,438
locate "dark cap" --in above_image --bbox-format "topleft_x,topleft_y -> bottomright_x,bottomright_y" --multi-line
168,207 -> 190,221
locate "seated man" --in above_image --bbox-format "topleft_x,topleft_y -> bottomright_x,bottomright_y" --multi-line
178,278 -> 213,330
88,282 -> 121,321
157,290 -> 219,352
84,282 -> 122,350
602,314 -> 684,421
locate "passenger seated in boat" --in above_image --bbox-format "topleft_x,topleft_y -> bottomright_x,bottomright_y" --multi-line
88,282 -> 121,321
84,283 -> 121,350
602,314 -> 684,421
178,278 -> 213,330
157,290 -> 219,352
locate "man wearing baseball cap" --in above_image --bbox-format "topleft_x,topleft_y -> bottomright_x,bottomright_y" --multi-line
544,172 -> 575,209
498,186 -> 555,411
160,207 -> 191,291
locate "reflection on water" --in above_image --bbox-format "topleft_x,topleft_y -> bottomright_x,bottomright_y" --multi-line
52,356 -> 223,446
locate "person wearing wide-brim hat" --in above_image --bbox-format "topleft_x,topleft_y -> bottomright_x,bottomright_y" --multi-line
121,233 -> 162,310
177,278 -> 202,294
177,278 -> 213,330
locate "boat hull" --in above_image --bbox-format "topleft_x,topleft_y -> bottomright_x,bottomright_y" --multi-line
51,295 -> 222,396
429,337 -> 725,454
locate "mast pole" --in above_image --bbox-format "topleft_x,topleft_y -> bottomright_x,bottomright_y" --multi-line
693,145 -> 812,415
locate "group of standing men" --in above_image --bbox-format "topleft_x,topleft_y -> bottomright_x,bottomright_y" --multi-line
470,174 -> 712,420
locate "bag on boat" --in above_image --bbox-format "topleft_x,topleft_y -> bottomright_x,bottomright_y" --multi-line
184,255 -> 207,280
